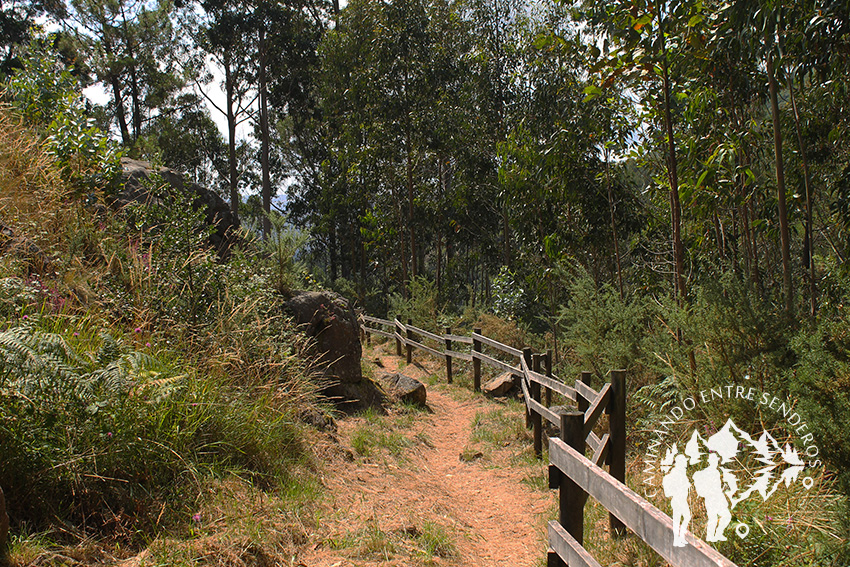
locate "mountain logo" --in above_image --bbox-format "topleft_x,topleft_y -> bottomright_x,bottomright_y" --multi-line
660,418 -> 808,547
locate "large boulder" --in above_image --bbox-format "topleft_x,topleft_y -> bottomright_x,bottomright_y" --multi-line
117,158 -> 240,257
379,372 -> 427,406
285,290 -> 381,410
483,372 -> 518,397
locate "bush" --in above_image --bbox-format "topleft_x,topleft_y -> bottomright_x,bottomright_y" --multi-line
0,320 -> 309,542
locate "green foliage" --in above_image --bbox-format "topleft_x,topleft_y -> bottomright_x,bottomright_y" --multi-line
258,212 -> 309,296
7,41 -> 122,192
117,177 -> 225,328
388,276 -> 439,331
0,321 -> 307,540
559,272 -> 656,380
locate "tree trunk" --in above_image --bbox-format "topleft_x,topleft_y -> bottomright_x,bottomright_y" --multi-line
406,126 -> 416,280
786,74 -> 815,316
258,26 -> 272,239
109,74 -> 131,147
659,29 -> 687,302
767,52 -> 794,317
605,147 -> 624,299
225,58 -> 239,219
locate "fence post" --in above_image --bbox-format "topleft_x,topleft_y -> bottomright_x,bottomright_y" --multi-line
608,369 -> 627,536
444,327 -> 453,384
406,318 -> 414,364
544,349 -> 553,407
531,353 -> 543,458
578,371 -> 592,413
395,318 -> 402,356
523,348 -> 533,428
365,322 -> 371,346
559,410 -> 586,546
472,328 -> 482,391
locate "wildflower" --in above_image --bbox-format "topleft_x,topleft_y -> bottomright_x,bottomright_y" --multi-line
106,432 -> 113,438
22,315 -> 28,320
192,513 -> 201,522
134,327 -> 142,333
145,342 -> 152,348
73,332 -> 79,337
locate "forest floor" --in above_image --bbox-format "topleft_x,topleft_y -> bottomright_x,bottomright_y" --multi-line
295,340 -> 556,567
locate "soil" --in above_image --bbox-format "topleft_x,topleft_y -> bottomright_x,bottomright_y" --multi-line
296,342 -> 556,567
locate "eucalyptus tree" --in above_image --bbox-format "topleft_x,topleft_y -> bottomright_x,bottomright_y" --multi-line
68,0 -> 183,148
196,0 -> 258,218
0,0 -> 67,75
577,0 -> 705,304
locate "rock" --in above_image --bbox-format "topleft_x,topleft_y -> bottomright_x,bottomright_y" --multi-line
117,158 -> 240,258
484,372 -> 518,397
378,372 -> 427,406
285,290 -> 382,411
0,486 -> 8,553
0,217 -> 52,273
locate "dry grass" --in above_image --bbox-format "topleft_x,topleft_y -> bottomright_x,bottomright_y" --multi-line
0,105 -> 73,254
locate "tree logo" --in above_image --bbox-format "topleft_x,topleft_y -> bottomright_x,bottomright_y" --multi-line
660,419 -> 808,546
639,385 -> 821,547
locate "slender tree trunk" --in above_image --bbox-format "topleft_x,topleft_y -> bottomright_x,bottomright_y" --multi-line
258,26 -> 272,239
786,74 -> 816,315
109,74 -> 131,147
225,59 -> 239,218
605,148 -> 624,300
406,126 -> 416,280
102,30 -> 131,147
118,3 -> 142,142
659,29 -> 687,302
329,225 -> 338,282
437,158 -> 443,296
767,52 -> 794,317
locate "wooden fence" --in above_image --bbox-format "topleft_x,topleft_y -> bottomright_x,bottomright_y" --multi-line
359,314 -> 738,567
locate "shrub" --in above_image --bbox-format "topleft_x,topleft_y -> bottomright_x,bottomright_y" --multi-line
0,321 -> 310,542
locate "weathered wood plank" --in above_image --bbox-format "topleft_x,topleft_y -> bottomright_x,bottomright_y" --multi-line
528,369 -> 578,401
444,334 -> 473,344
362,327 -> 394,339
583,383 -> 611,437
574,379 -> 599,404
548,522 -> 603,567
445,349 -> 472,362
362,315 -> 393,326
549,437 -> 739,567
471,332 -> 524,358
592,433 -> 609,467
586,432 -> 600,454
473,350 -> 521,374
526,395 -> 560,427
405,324 -> 444,344
393,318 -> 406,332
404,338 -> 444,358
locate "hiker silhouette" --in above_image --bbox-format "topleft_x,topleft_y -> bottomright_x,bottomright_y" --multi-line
693,452 -> 732,541
663,453 -> 691,547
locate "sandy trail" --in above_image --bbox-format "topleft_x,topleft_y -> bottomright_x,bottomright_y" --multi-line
298,346 -> 555,567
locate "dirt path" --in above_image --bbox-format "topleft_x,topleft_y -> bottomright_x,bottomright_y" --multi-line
298,345 -> 555,567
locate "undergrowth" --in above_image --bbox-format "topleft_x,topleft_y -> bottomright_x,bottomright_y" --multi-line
0,55 -> 327,561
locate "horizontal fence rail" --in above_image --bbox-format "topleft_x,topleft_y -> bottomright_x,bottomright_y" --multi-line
358,313 -> 739,567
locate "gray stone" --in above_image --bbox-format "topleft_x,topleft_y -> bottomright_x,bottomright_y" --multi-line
285,290 -> 362,385
0,217 -> 52,273
484,372 -> 518,397
117,158 -> 240,258
285,290 -> 383,411
379,372 -> 427,406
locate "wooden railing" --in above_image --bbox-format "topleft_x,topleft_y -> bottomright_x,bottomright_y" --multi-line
359,315 -> 739,567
